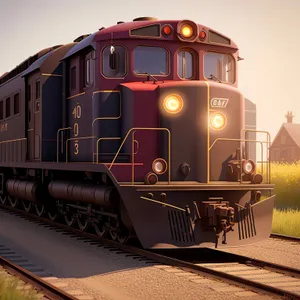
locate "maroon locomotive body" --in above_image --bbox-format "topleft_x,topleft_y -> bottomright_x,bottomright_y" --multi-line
0,17 -> 275,248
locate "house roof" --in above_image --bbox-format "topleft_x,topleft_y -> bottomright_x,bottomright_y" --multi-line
271,123 -> 300,148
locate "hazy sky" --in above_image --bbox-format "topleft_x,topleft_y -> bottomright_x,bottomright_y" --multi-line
0,0 -> 299,142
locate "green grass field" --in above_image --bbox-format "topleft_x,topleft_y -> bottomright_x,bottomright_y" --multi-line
269,162 -> 300,237
272,208 -> 300,237
270,161 -> 300,209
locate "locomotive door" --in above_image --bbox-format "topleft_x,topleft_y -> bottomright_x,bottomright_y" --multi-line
26,73 -> 41,161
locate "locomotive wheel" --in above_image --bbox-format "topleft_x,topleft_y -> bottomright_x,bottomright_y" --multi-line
93,222 -> 107,238
22,200 -> 32,212
0,194 -> 7,205
64,214 -> 76,227
48,211 -> 59,221
117,229 -> 129,244
8,195 -> 18,208
35,204 -> 45,217
77,217 -> 90,231
110,229 -> 117,241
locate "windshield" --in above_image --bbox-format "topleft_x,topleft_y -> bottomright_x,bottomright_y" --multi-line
204,52 -> 235,83
133,46 -> 168,75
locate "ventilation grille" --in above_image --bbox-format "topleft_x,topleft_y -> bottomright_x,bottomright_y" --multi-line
209,30 -> 231,45
168,210 -> 195,243
237,205 -> 257,239
130,25 -> 160,37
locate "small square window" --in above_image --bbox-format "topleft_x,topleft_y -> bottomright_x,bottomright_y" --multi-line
5,98 -> 10,118
14,93 -> 20,115
70,67 -> 76,90
0,101 -> 3,120
36,80 -> 40,99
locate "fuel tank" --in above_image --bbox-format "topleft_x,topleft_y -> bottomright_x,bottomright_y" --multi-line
48,180 -> 117,207
6,179 -> 44,203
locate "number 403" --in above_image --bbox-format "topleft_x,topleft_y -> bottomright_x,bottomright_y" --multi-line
72,105 -> 81,154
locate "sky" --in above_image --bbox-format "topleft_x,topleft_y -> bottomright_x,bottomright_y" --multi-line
0,0 -> 299,143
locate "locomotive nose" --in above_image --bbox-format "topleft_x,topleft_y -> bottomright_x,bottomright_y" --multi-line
158,81 -> 244,183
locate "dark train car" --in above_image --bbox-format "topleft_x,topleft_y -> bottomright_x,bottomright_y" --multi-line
21,43 -> 76,162
0,17 -> 275,249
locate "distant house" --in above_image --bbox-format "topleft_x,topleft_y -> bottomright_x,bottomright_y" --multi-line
270,112 -> 300,163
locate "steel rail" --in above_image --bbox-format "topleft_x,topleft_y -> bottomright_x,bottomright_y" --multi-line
0,203 -> 299,299
270,233 -> 300,242
0,254 -> 77,300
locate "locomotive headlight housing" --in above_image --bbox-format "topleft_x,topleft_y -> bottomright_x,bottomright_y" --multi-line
210,112 -> 227,130
163,94 -> 184,114
180,24 -> 193,38
242,159 -> 255,175
152,158 -> 167,175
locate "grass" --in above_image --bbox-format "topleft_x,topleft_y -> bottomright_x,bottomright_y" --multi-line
272,208 -> 300,237
262,161 -> 300,237
0,274 -> 38,300
270,161 -> 300,209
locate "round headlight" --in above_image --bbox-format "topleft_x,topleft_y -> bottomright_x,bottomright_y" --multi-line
242,159 -> 255,175
210,112 -> 227,130
152,158 -> 167,175
163,94 -> 183,114
181,24 -> 193,38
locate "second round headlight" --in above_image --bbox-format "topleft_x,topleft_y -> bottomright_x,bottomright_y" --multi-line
210,112 -> 227,130
242,159 -> 255,174
152,158 -> 167,175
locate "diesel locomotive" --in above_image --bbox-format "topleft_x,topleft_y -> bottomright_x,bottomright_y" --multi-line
0,17 -> 275,248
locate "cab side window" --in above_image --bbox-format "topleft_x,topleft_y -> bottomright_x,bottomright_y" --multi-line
177,50 -> 194,79
85,52 -> 94,87
102,46 -> 126,78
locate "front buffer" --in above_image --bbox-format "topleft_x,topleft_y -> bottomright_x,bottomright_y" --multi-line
118,183 -> 275,249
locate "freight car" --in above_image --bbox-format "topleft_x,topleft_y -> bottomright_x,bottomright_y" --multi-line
0,17 -> 275,248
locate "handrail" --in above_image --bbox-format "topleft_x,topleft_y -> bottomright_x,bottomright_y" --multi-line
65,136 -> 94,162
91,91 -> 121,154
109,127 -> 171,185
209,137 -> 271,183
0,137 -> 26,144
56,127 -> 72,162
93,139 -> 139,163
95,137 -> 121,163
242,129 -> 271,182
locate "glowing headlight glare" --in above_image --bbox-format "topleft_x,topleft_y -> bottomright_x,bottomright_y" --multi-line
181,24 -> 193,38
152,158 -> 167,175
210,113 -> 226,130
163,94 -> 183,114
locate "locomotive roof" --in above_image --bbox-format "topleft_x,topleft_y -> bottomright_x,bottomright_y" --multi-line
93,19 -> 235,44
61,18 -> 238,60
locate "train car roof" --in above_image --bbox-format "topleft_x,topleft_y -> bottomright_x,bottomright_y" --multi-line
0,45 -> 62,86
22,51 -> 53,77
61,32 -> 97,60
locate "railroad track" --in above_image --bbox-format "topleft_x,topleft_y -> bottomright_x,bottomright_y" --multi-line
270,233 -> 300,242
0,203 -> 299,300
0,253 -> 77,300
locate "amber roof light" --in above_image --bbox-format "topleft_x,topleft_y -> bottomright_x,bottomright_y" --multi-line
180,24 -> 193,38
